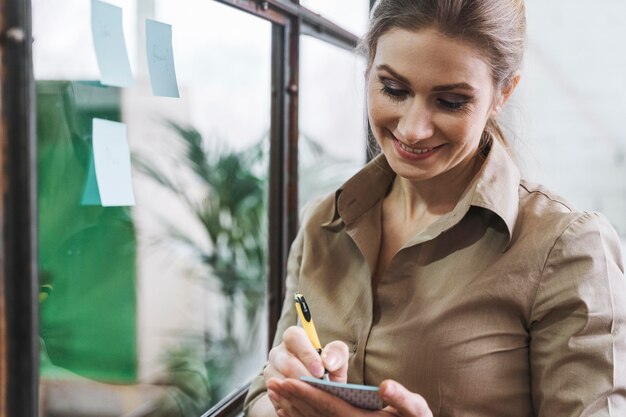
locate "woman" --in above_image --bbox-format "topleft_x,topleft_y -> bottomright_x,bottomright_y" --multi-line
245,0 -> 626,416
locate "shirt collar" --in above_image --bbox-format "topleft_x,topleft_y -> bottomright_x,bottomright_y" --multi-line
321,154 -> 394,230
467,138 -> 520,246
322,138 -> 520,245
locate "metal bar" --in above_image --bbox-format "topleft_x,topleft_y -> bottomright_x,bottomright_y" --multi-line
299,7 -> 360,52
284,13 -> 300,266
0,17 -> 5,400
0,0 -> 38,416
213,0 -> 360,51
267,21 -> 287,353
268,13 -> 299,353
214,0 -> 289,25
200,383 -> 249,417
264,0 -> 300,15
268,0 -> 361,51
300,23 -> 357,53
266,4 -> 300,352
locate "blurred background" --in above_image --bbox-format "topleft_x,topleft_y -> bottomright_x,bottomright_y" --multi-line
33,0 -> 625,416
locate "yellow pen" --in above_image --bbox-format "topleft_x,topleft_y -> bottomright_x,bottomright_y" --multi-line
294,292 -> 330,381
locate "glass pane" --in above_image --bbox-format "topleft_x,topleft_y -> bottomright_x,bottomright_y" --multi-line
298,36 -> 367,209
299,0 -> 369,37
34,1 -> 271,415
517,0 -> 626,252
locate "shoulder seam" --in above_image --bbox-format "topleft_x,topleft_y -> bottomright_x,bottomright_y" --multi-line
519,182 -> 575,213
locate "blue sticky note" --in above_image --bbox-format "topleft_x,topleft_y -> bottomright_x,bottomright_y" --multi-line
91,0 -> 134,87
92,118 -> 136,207
81,146 -> 102,206
145,19 -> 180,98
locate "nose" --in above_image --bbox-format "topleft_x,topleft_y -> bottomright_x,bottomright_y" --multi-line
396,100 -> 435,144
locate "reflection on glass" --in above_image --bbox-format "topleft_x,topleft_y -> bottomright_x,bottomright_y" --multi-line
35,1 -> 271,415
298,36 -> 367,209
299,0 -> 369,37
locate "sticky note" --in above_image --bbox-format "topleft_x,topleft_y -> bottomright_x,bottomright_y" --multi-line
91,0 -> 134,87
81,147 -> 102,206
92,118 -> 135,207
145,19 -> 180,97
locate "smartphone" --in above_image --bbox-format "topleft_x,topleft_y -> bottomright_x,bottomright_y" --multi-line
300,376 -> 384,410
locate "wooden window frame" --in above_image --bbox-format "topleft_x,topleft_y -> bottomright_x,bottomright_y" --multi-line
0,1 -> 361,416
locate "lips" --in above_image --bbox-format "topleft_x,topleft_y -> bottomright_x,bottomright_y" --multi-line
388,131 -> 443,159
398,141 -> 437,154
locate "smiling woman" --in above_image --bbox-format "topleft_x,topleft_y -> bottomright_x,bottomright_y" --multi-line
244,1 -> 626,417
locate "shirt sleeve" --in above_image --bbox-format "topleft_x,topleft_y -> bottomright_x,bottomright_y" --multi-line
243,227 -> 304,415
530,211 -> 626,416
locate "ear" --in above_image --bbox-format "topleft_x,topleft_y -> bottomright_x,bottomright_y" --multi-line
490,73 -> 521,118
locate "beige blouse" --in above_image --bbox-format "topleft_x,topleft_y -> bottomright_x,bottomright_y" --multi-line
244,138 -> 626,416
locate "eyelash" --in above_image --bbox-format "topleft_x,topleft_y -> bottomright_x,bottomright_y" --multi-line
380,85 -> 406,103
379,84 -> 471,113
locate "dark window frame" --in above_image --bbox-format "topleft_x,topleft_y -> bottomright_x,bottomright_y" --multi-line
1,0 -> 38,416
0,1 -> 362,416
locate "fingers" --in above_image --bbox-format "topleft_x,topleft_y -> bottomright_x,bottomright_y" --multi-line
283,326 -> 326,377
265,326 -> 325,381
265,344 -> 310,380
380,380 -> 433,417
268,377 -> 365,417
263,325 -> 351,416
321,341 -> 349,383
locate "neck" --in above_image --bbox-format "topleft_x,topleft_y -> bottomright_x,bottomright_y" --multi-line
391,155 -> 483,222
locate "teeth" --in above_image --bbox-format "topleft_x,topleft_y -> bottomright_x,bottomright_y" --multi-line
399,141 -> 435,154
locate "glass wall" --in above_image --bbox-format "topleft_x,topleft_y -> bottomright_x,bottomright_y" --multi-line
28,0 -> 626,416
299,0 -> 369,37
34,0 -> 271,415
298,36 -> 367,209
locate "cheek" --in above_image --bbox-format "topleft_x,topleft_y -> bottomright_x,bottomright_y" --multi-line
435,91 -> 493,143
439,114 -> 487,148
367,91 -> 395,129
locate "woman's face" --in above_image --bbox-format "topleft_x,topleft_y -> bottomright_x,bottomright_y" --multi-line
367,27 -> 500,184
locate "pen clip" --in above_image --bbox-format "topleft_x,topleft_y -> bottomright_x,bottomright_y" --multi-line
294,292 -> 312,322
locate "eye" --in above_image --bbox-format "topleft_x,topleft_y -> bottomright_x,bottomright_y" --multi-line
379,79 -> 408,102
381,85 -> 408,102
437,98 -> 465,110
436,95 -> 471,113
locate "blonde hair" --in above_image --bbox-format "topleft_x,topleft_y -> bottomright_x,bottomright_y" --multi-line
361,0 -> 526,147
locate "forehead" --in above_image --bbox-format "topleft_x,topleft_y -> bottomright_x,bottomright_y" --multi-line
373,27 -> 494,91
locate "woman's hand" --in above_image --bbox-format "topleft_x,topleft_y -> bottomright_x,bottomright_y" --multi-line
377,380 -> 433,417
266,378 -> 433,417
262,326 -> 349,414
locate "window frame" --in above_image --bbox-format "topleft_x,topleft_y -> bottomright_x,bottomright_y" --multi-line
1,0 -> 38,416
0,1 -> 362,416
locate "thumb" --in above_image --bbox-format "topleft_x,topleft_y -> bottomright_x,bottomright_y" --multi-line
321,341 -> 349,383
380,380 -> 433,417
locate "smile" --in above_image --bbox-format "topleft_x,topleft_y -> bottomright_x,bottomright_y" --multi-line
398,141 -> 437,154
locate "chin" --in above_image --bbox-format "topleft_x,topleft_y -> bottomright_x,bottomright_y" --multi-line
385,157 -> 438,182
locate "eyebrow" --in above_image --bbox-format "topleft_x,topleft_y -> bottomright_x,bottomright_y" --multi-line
375,64 -> 478,93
